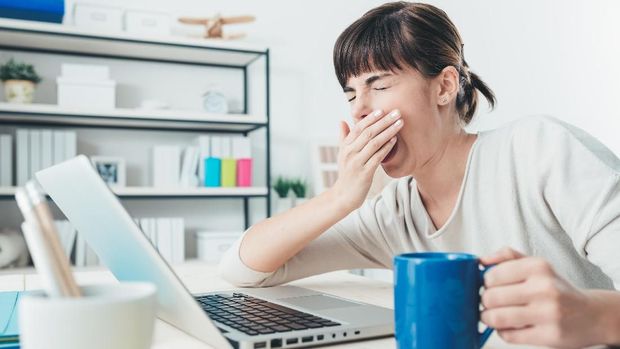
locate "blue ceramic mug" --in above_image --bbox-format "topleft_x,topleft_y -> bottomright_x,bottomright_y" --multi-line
393,252 -> 493,349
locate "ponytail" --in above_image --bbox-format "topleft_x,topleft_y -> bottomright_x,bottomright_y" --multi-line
457,59 -> 496,124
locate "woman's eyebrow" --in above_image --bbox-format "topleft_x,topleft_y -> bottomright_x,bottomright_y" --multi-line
343,73 -> 393,92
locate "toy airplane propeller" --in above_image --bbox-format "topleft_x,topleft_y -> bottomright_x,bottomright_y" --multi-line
178,14 -> 255,40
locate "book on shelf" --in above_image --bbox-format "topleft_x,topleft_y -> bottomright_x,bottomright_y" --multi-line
0,134 -> 12,186
136,217 -> 185,264
16,129 -> 77,186
52,220 -> 98,267
195,135 -> 210,185
40,130 -> 53,170
152,145 -> 181,187
179,146 -> 199,187
29,130 -> 41,178
53,216 -> 186,267
16,130 -> 28,187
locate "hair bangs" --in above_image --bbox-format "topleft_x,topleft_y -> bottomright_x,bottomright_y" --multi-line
334,13 -> 414,88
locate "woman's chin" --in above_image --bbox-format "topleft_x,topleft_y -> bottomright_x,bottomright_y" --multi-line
381,163 -> 408,178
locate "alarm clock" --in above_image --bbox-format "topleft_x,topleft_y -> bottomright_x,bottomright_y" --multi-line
202,89 -> 229,114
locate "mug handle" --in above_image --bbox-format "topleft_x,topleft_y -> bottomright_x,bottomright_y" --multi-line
478,266 -> 494,348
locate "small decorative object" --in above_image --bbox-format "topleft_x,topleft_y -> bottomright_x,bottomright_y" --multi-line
0,228 -> 30,269
0,58 -> 42,104
90,156 -> 127,188
290,179 -> 308,206
178,14 -> 255,40
202,87 -> 229,114
272,176 -> 293,214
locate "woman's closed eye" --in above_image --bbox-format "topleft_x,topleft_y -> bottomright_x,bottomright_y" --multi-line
346,86 -> 390,102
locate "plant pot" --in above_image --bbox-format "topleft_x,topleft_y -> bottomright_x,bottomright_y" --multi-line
273,196 -> 294,214
4,79 -> 35,104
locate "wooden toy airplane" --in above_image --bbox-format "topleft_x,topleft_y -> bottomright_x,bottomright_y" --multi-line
178,14 -> 255,40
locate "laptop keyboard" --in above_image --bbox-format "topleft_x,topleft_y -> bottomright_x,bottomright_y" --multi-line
196,293 -> 341,336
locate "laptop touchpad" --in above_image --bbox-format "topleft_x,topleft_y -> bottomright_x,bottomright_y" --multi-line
279,295 -> 360,311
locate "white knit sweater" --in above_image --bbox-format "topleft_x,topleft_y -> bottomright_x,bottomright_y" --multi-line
219,116 -> 620,291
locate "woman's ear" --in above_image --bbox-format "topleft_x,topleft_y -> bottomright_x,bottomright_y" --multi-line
436,66 -> 459,106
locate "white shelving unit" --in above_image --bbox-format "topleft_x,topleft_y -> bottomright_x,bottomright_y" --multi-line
0,102 -> 267,132
0,18 -> 272,229
0,186 -> 268,198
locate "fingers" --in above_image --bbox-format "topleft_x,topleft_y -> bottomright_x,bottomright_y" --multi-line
343,109 -> 384,145
349,110 -> 402,152
496,326 -> 548,346
339,121 -> 351,142
357,118 -> 402,164
364,137 -> 397,169
482,282 -> 532,308
485,257 -> 555,288
481,305 -> 538,330
480,246 -> 525,265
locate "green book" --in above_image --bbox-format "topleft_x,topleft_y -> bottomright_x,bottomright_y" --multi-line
221,158 -> 237,187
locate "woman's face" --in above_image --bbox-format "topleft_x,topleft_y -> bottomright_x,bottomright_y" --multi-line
344,67 -> 453,178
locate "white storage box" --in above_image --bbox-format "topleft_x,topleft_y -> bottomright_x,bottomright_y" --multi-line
125,10 -> 171,36
57,77 -> 116,109
61,63 -> 110,81
196,231 -> 242,263
73,3 -> 124,32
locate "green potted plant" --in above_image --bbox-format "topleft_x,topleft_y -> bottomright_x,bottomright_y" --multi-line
272,176 -> 293,213
0,58 -> 42,104
290,178 -> 308,206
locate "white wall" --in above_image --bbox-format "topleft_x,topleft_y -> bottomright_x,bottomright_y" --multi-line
2,0 -> 619,261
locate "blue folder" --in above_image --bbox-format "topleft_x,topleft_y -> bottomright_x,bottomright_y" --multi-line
0,0 -> 65,23
0,291 -> 20,347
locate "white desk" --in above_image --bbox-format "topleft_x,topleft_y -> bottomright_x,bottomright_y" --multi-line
0,261 -> 551,349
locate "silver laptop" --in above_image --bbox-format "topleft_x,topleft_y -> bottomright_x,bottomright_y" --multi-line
36,155 -> 394,349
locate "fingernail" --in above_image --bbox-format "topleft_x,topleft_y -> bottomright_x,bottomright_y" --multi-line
390,137 -> 397,143
372,109 -> 383,118
394,119 -> 403,127
388,110 -> 400,119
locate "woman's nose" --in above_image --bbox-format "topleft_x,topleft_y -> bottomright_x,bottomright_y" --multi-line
351,95 -> 374,123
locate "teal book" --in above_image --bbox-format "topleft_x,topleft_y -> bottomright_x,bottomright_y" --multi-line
0,291 -> 20,346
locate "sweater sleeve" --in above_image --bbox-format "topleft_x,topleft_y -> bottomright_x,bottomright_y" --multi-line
218,180 -> 407,287
528,117 -> 620,289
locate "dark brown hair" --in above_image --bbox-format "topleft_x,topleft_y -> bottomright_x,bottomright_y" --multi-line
333,2 -> 495,124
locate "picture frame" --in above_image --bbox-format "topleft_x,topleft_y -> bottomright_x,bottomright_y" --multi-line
90,156 -> 126,188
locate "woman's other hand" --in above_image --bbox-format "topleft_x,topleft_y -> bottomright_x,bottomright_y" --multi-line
331,109 -> 403,211
479,247 -> 619,348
